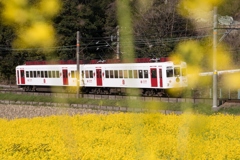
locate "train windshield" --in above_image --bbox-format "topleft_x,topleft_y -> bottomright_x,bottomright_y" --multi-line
174,67 -> 180,77
182,68 -> 187,76
166,69 -> 173,77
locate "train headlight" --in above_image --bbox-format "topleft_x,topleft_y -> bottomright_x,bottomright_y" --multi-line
176,77 -> 180,82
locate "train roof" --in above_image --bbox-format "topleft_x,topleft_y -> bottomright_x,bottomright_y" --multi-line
24,57 -> 171,65
16,61 -> 187,70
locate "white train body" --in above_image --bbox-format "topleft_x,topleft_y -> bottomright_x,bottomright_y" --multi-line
16,61 -> 187,96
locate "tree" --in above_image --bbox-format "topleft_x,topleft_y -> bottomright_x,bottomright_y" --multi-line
218,0 -> 240,66
53,0 -> 115,61
132,0 -> 196,58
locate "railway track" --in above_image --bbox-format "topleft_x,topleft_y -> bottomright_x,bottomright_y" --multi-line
1,85 -> 239,106
1,85 -> 240,118
0,88 -> 215,105
220,99 -> 240,108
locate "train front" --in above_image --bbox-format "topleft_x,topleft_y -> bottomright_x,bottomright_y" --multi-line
164,61 -> 188,96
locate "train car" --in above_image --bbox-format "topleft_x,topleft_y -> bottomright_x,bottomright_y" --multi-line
16,64 -> 81,92
16,59 -> 187,96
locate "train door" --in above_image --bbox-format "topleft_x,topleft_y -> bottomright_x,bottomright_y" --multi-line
62,69 -> 68,85
16,70 -> 20,84
150,68 -> 157,87
96,69 -> 102,86
20,70 -> 25,84
159,68 -> 163,87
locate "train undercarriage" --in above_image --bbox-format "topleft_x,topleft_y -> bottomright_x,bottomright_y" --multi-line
19,85 -> 183,97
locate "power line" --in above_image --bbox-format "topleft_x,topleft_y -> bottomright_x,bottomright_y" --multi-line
0,31 -> 230,52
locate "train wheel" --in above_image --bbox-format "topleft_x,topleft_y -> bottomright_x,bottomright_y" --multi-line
81,87 -> 88,94
69,87 -> 77,93
166,88 -> 182,98
149,90 -> 154,96
145,90 -> 151,96
32,86 -> 36,92
24,86 -> 29,92
157,92 -> 163,97
96,88 -> 101,94
142,89 -> 147,96
103,89 -> 110,95
29,86 -> 33,92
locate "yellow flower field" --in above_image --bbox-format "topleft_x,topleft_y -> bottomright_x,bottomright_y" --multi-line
0,113 -> 240,159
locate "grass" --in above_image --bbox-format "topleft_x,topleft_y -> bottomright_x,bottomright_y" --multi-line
0,92 -> 239,115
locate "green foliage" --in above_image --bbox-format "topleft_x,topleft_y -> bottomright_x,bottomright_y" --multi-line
0,0 -> 240,82
218,106 -> 240,115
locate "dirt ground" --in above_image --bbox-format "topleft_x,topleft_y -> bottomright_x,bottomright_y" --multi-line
0,104 -> 114,120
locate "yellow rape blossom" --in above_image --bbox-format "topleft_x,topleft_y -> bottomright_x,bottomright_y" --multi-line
0,113 -> 240,159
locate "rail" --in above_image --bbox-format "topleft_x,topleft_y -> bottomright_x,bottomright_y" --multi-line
0,90 -> 216,105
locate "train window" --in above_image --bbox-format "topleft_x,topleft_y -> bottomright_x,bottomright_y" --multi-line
37,71 -> 40,77
80,71 -> 84,78
124,70 -> 128,78
151,70 -> 157,78
26,71 -> 29,78
52,71 -> 56,78
133,70 -> 138,78
182,68 -> 187,76
114,70 -> 118,78
110,70 -> 114,78
34,71 -> 37,78
48,71 -> 52,78
81,71 -> 84,78
166,69 -> 173,77
41,71 -> 44,78
105,70 -> 109,78
89,70 -> 93,78
174,67 -> 180,77
30,71 -> 33,78
45,71 -> 48,78
85,71 -> 89,78
71,71 -> 75,78
138,70 -> 143,78
129,70 -> 133,78
144,70 -> 148,78
119,70 -> 123,78
56,71 -> 60,78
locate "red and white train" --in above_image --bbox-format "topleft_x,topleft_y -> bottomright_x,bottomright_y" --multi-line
16,58 -> 188,96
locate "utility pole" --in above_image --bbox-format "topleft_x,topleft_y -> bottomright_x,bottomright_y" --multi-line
76,31 -> 80,98
212,7 -> 218,109
116,26 -> 120,59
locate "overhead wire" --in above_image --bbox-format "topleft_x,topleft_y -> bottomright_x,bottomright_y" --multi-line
0,25 -> 234,53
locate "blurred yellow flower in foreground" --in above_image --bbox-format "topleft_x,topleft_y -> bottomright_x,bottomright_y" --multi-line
15,22 -> 55,48
0,0 -> 61,49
